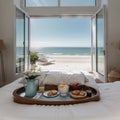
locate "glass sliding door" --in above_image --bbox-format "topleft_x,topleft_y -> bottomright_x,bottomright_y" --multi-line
25,16 -> 30,70
16,8 -> 25,73
16,8 -> 30,73
96,8 -> 105,75
91,16 -> 96,71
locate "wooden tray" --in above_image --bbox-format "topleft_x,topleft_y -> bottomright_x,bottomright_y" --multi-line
13,85 -> 100,105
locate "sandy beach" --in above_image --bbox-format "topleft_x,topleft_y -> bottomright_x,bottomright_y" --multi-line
38,55 -> 91,72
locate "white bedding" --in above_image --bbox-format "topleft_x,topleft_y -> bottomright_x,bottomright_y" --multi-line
1,77 -> 120,120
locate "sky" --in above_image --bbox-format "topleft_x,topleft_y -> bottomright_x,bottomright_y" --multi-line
30,17 -> 91,47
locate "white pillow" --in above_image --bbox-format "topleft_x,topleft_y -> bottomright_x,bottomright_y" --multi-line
37,71 -> 48,85
81,71 -> 98,89
68,73 -> 85,84
42,71 -> 85,85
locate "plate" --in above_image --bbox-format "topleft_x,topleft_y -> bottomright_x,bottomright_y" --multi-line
70,90 -> 87,99
43,90 -> 59,98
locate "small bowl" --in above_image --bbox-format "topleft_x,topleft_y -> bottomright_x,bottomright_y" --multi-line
70,82 -> 81,90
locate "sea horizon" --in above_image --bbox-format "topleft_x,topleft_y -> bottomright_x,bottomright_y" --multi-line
30,47 -> 91,56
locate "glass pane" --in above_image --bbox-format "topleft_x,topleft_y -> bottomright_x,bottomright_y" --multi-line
61,0 -> 96,6
16,9 -> 25,73
96,9 -> 105,75
25,17 -> 29,70
26,0 -> 58,7
91,16 -> 96,71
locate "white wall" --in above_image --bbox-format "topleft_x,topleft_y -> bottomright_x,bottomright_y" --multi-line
0,0 -> 26,86
102,0 -> 120,73
101,0 -> 108,6
14,0 -> 20,7
0,0 -> 16,86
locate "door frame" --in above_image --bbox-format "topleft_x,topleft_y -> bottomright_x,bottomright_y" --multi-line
15,7 -> 30,75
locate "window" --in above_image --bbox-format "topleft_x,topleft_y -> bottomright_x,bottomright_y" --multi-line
26,0 -> 96,7
26,0 -> 58,7
61,0 -> 96,6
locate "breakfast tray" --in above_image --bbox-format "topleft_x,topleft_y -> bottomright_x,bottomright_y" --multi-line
13,85 -> 100,105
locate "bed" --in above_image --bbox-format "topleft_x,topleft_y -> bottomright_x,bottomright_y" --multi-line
0,72 -> 120,120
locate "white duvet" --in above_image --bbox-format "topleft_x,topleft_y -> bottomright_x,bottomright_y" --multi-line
0,77 -> 120,120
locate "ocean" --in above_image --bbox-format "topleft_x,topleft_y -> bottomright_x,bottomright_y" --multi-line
30,47 -> 91,56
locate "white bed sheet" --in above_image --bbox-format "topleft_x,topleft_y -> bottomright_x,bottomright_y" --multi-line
0,78 -> 120,120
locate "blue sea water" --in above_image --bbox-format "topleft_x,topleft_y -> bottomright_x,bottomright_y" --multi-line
30,47 -> 91,56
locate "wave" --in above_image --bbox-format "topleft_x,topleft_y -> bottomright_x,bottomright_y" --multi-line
52,53 -> 63,55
